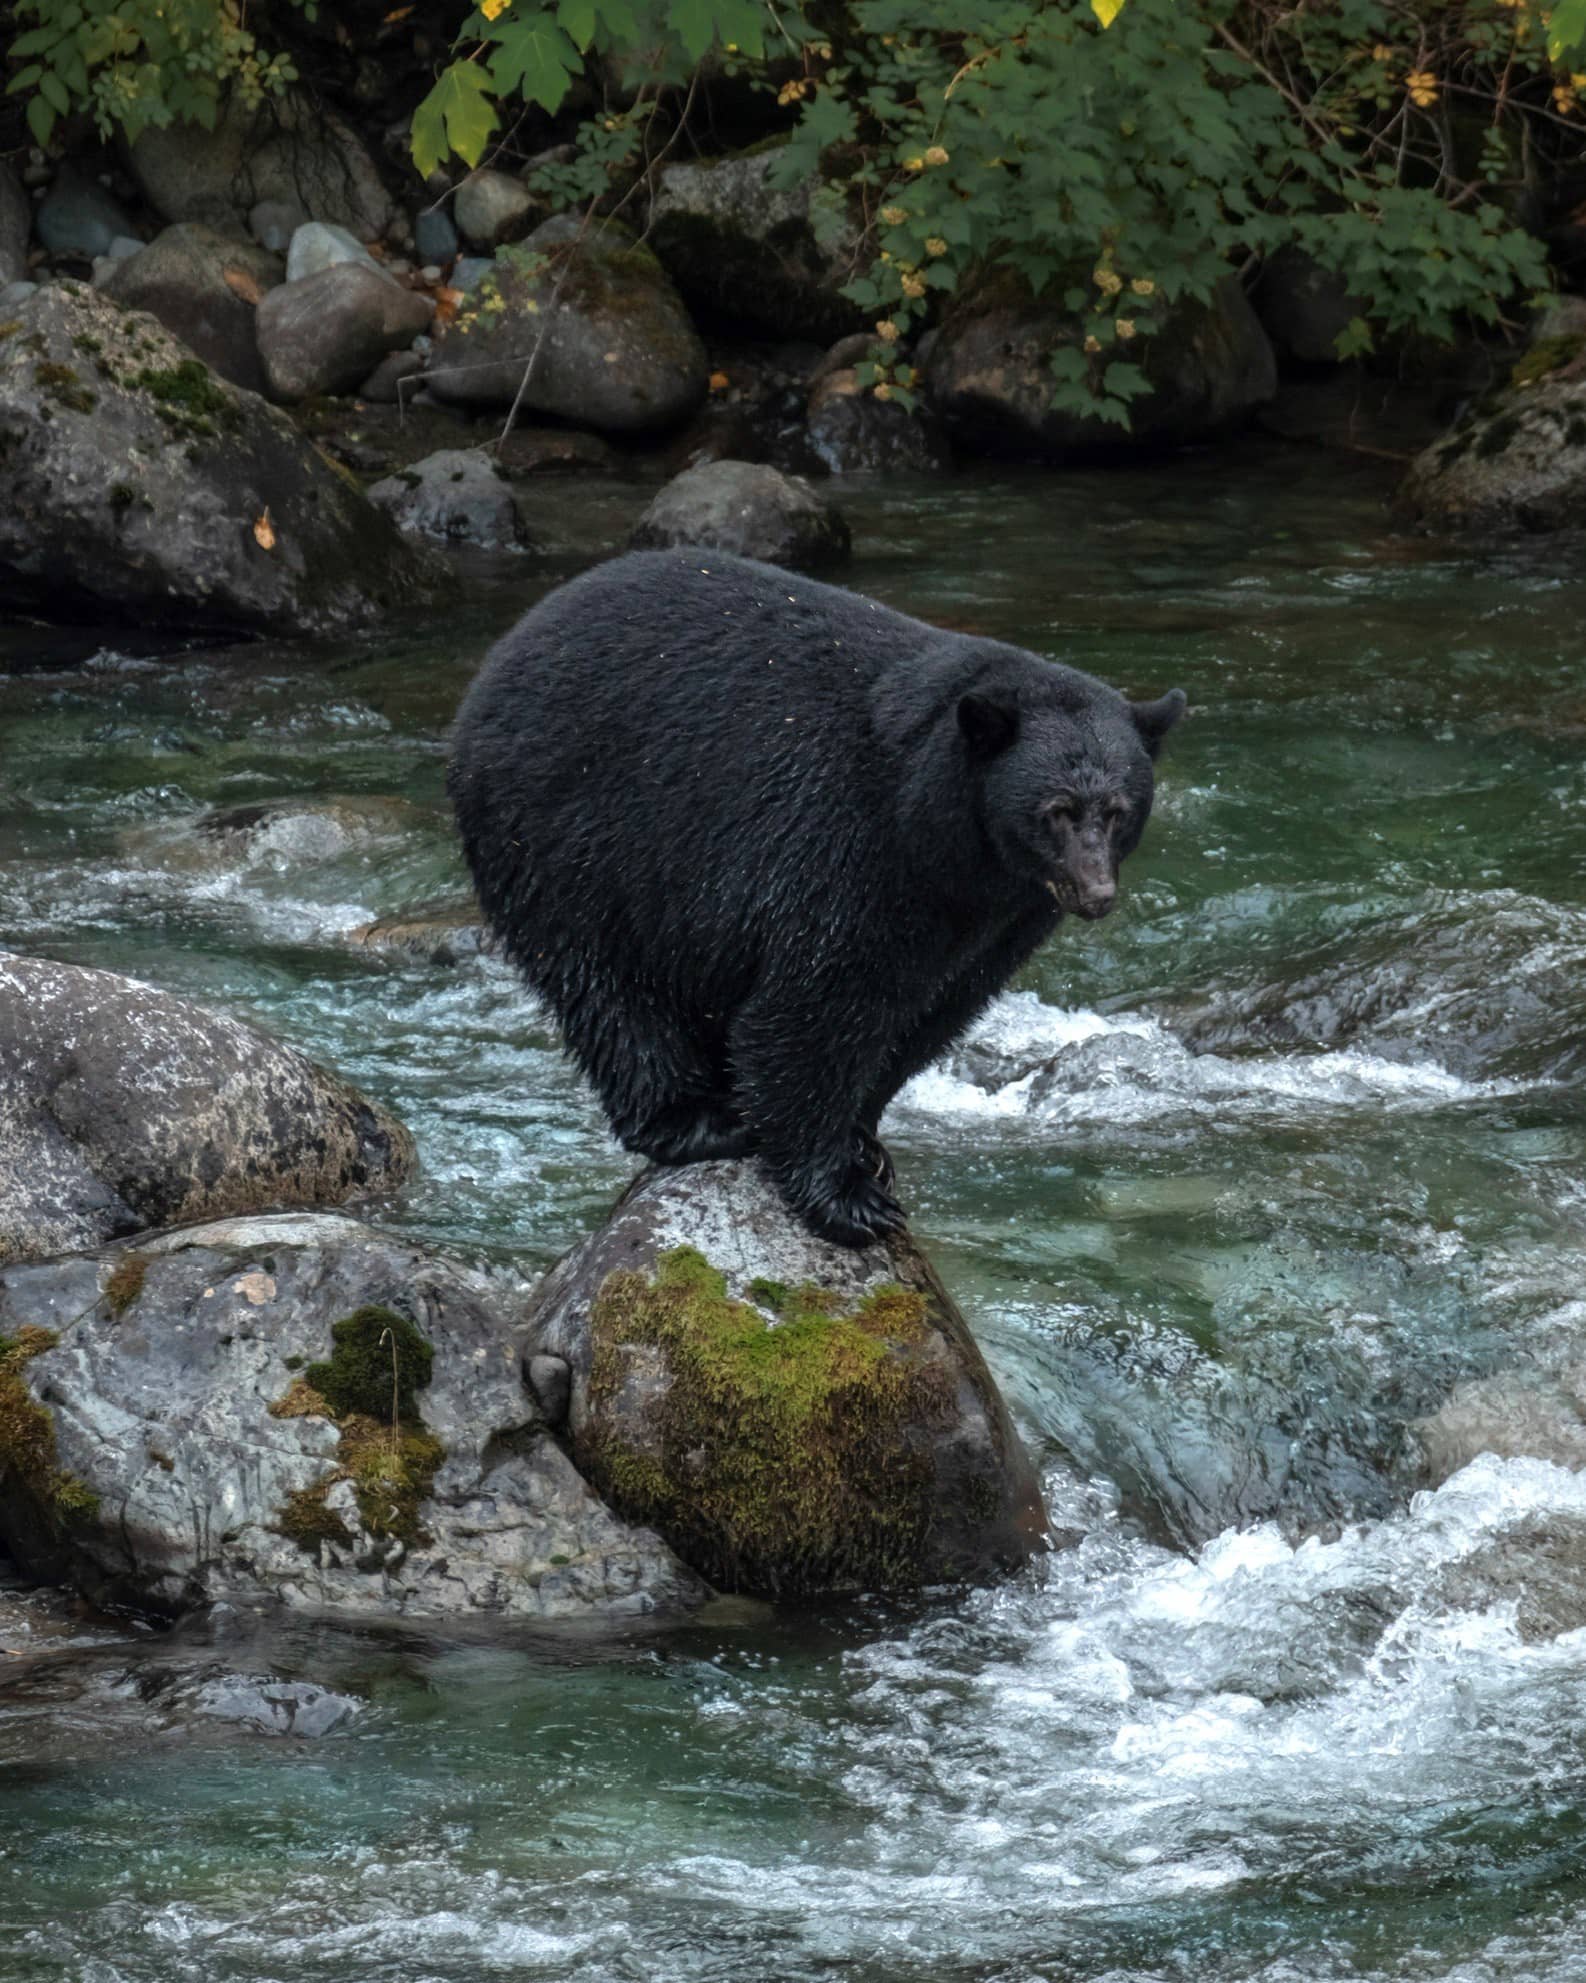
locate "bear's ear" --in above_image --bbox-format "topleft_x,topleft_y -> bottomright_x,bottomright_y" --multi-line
957,692 -> 1019,758
1129,688 -> 1187,759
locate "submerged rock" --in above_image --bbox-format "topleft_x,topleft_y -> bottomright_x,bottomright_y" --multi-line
629,458 -> 850,569
525,1160 -> 1048,1598
346,899 -> 490,966
927,270 -> 1275,459
0,955 -> 414,1265
426,218 -> 707,433
101,222 -> 283,394
0,282 -> 444,636
0,1213 -> 704,1621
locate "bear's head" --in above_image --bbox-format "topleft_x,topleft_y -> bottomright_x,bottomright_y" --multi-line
957,675 -> 1185,918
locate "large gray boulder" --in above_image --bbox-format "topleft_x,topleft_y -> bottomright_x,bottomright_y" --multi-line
367,448 -> 529,549
427,218 -> 707,434
648,148 -> 865,343
0,1213 -> 705,1621
524,1160 -> 1048,1598
126,93 -> 396,241
0,160 -> 29,288
927,270 -> 1276,459
0,954 -> 414,1265
629,458 -> 850,569
0,282 -> 444,635
102,222 -> 282,394
1398,312 -> 1586,532
256,262 -> 432,401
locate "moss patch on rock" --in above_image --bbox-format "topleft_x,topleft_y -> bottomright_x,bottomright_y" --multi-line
273,1306 -> 443,1558
585,1246 -> 951,1596
102,1252 -> 148,1317
0,1327 -> 99,1525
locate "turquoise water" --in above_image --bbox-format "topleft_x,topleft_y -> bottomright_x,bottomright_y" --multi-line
4,446 -> 1586,1980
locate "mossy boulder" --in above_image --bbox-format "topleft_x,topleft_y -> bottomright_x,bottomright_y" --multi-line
926,269 -> 1276,461
0,1212 -> 705,1620
526,1160 -> 1048,1598
0,281 -> 446,636
426,216 -> 708,434
1398,307 -> 1586,532
0,954 -> 414,1265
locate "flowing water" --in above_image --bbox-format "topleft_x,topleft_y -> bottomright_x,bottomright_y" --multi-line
4,445 -> 1586,1981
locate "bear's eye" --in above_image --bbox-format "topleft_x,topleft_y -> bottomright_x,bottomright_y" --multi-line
1044,796 -> 1079,825
1104,799 -> 1131,828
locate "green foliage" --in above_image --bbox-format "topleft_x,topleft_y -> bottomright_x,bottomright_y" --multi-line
5,0 -> 313,146
304,1305 -> 434,1423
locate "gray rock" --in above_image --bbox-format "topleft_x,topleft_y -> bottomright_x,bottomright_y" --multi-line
0,160 -> 29,287
284,219 -> 388,285
357,347 -> 425,403
170,795 -> 423,867
127,94 -> 396,240
105,234 -> 143,262
367,447 -> 529,548
629,458 -> 849,569
345,898 -> 488,966
0,953 -> 414,1265
414,204 -> 459,265
806,369 -> 951,474
451,254 -> 494,294
256,261 -> 432,401
524,1159 -> 1048,1597
526,1353 -> 571,1427
427,218 -> 707,434
927,271 -> 1276,459
1397,322 -> 1586,533
649,147 -> 865,343
0,280 -> 37,311
102,223 -> 283,394
0,282 -> 445,636
495,424 -> 619,476
454,168 -> 539,250
1414,1355 -> 1586,1484
36,165 -> 136,261
1253,244 -> 1364,366
0,1214 -> 706,1622
249,197 -> 310,255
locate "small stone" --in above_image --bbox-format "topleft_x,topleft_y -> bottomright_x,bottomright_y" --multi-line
357,348 -> 426,404
257,261 -> 433,400
285,220 -> 389,286
249,198 -> 309,254
414,205 -> 459,266
36,164 -> 136,261
451,255 -> 494,294
454,167 -> 539,250
419,264 -> 442,285
527,1353 -> 571,1426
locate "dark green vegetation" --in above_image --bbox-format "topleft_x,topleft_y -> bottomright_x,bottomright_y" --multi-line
0,1326 -> 99,1525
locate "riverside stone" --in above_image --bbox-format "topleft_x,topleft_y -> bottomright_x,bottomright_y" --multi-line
0,282 -> 445,635
367,448 -> 529,548
256,261 -> 432,401
454,168 -> 540,250
0,955 -> 415,1266
102,222 -> 283,394
628,458 -> 850,569
36,164 -> 136,261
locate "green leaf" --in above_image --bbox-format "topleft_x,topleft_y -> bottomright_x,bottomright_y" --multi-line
39,68 -> 70,115
26,90 -> 55,147
1550,0 -> 1586,62
490,14 -> 581,112
410,62 -> 498,176
557,0 -> 597,51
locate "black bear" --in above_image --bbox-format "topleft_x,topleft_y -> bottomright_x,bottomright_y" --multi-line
449,549 -> 1183,1247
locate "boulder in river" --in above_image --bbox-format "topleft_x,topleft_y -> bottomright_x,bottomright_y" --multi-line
806,365 -> 952,474
647,146 -> 867,344
0,954 -> 414,1265
367,447 -> 529,548
0,282 -> 445,636
628,458 -> 850,569
256,261 -> 432,401
524,1160 -> 1048,1598
101,222 -> 283,395
0,1213 -> 704,1620
927,270 -> 1276,459
426,217 -> 708,434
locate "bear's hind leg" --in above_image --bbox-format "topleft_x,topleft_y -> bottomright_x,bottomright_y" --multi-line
566,988 -> 751,1165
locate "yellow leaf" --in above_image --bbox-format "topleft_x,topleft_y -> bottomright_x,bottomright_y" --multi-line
1091,0 -> 1126,25
709,370 -> 729,391
253,509 -> 276,551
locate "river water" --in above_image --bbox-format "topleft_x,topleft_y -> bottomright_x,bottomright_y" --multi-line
3,446 -> 1586,1981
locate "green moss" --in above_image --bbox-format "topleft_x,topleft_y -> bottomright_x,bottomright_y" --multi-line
130,358 -> 241,440
33,361 -> 96,414
1511,334 -> 1586,388
747,1277 -> 790,1313
102,1252 -> 148,1317
339,1414 -> 444,1544
279,1480 -> 354,1552
585,1246 -> 948,1596
305,1305 -> 434,1421
72,332 -> 103,356
0,1328 -> 98,1531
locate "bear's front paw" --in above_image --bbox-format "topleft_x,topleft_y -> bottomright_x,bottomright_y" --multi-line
854,1125 -> 896,1193
804,1166 -> 906,1250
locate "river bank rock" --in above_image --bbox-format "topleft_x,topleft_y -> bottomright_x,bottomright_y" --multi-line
806,365 -> 951,474
1397,314 -> 1586,532
629,458 -> 850,568
0,1213 -> 705,1621
367,447 -> 528,548
927,270 -> 1276,459
426,218 -> 707,434
0,282 -> 445,636
454,167 -> 542,250
101,223 -> 283,394
256,261 -> 432,401
648,147 -> 865,344
524,1160 -> 1048,1598
0,161 -> 30,288
0,955 -> 414,1266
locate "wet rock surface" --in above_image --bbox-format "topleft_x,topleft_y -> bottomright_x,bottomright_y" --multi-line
525,1160 -> 1049,1598
0,1213 -> 706,1622
629,458 -> 850,568
368,447 -> 529,548
0,282 -> 444,636
0,956 -> 414,1264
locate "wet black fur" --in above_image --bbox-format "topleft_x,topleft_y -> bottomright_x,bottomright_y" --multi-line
448,549 -> 1183,1247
